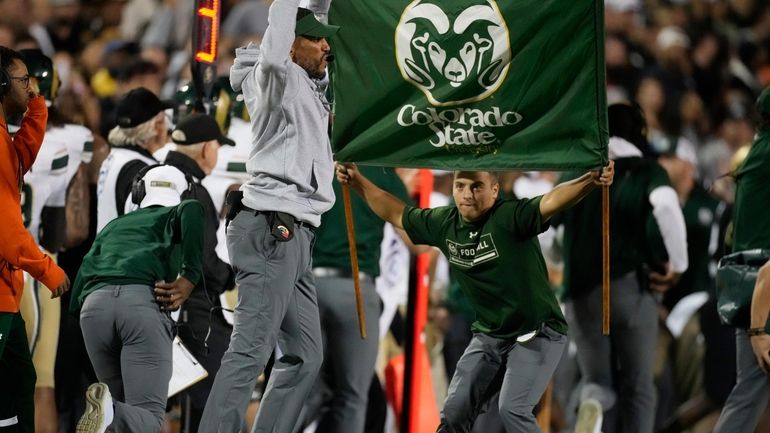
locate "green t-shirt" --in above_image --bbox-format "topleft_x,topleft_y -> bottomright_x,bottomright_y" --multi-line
555,157 -> 672,298
646,183 -> 722,307
733,131 -> 770,251
402,197 -> 567,339
313,167 -> 410,276
70,200 -> 205,311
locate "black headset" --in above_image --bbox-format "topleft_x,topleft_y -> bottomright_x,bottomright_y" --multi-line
131,163 -> 195,206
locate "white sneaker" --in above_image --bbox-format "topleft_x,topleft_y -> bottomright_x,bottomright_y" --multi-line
574,398 -> 603,433
77,383 -> 114,433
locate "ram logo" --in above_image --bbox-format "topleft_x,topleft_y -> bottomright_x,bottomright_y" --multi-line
395,0 -> 511,106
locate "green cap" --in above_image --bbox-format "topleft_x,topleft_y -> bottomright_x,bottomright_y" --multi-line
757,85 -> 770,116
295,8 -> 339,38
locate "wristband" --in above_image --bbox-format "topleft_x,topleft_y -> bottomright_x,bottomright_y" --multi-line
747,327 -> 768,337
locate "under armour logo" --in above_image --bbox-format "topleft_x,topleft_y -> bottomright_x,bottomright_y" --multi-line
469,231 -> 478,239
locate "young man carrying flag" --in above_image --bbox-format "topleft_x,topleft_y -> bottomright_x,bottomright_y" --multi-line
336,162 -> 613,433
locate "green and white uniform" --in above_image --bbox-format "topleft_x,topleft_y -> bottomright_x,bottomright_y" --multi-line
403,197 -> 567,432
21,132 -> 69,241
714,126 -> 770,433
18,126 -> 70,390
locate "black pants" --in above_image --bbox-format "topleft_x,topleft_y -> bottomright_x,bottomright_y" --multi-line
0,312 -> 36,433
177,293 -> 232,433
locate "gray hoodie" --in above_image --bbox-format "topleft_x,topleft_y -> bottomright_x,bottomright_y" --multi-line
230,0 -> 335,227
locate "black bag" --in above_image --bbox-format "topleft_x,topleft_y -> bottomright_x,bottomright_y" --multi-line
715,249 -> 770,328
224,190 -> 244,229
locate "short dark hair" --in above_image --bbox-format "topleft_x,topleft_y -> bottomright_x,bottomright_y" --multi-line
0,46 -> 24,75
608,102 -> 656,158
0,46 -> 24,100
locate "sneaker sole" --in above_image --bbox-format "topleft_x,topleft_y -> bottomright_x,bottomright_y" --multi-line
76,384 -> 108,433
574,400 -> 603,433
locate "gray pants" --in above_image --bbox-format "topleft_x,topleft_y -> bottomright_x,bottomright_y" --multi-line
198,212 -> 322,433
308,275 -> 380,433
713,330 -> 770,433
438,326 -> 567,433
79,284 -> 174,433
566,273 -> 658,433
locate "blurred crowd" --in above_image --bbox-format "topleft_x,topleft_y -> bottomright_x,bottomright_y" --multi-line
1,0 -> 770,432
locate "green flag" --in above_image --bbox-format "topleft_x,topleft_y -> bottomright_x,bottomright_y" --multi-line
328,0 -> 608,170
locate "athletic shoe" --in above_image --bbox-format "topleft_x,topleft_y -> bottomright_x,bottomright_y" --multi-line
574,398 -> 603,433
76,382 -> 114,433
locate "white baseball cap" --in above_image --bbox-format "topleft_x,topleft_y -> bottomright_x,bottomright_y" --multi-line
139,166 -> 189,209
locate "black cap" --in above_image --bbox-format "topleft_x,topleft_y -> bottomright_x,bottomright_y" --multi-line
295,7 -> 340,38
116,87 -> 174,128
171,113 -> 235,147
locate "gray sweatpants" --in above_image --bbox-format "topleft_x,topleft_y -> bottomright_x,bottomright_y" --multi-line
438,326 -> 567,433
309,275 -> 381,433
713,330 -> 770,433
198,212 -> 322,433
566,273 -> 658,433
79,284 -> 174,433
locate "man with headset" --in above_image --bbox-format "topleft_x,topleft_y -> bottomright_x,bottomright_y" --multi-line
71,165 -> 205,433
15,48 -> 77,433
0,45 -> 70,433
160,112 -> 236,432
97,87 -> 172,232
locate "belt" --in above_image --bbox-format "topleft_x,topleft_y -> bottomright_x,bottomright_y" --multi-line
312,267 -> 374,283
237,205 -> 316,231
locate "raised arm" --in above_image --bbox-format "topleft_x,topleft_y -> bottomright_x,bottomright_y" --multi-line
260,0 -> 302,71
336,163 -> 407,230
539,161 -> 614,221
13,96 -> 47,173
308,0 -> 331,21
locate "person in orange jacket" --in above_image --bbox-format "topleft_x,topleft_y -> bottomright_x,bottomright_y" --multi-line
0,46 -> 70,433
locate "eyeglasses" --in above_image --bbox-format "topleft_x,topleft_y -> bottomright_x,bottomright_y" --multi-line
10,75 -> 30,89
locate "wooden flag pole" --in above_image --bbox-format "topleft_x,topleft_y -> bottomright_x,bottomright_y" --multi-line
602,184 -> 610,336
342,183 -> 367,339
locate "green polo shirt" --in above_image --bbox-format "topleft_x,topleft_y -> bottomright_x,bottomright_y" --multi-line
556,157 -> 672,298
733,130 -> 770,251
313,167 -> 409,277
402,197 -> 567,340
70,200 -> 205,311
